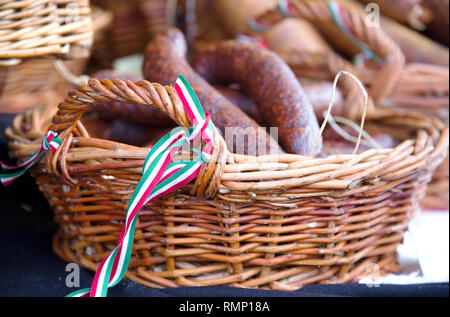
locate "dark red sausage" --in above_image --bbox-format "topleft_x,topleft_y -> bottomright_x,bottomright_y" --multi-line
143,28 -> 284,156
213,85 -> 263,124
213,82 -> 344,124
191,41 -> 322,155
82,116 -> 170,147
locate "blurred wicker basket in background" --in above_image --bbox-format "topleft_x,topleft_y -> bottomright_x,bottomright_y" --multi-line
86,5 -> 113,72
89,0 -> 180,66
0,0 -> 95,114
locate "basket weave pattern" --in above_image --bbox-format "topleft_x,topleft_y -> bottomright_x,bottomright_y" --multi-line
6,78 -> 449,290
0,0 -> 93,113
90,0 -> 173,61
0,0 -> 92,60
250,0 -> 448,122
250,0 -> 449,210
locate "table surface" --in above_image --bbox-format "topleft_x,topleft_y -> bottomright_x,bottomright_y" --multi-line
1,114 -> 448,297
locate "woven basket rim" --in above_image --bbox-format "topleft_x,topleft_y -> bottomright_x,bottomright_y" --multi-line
5,76 -> 449,201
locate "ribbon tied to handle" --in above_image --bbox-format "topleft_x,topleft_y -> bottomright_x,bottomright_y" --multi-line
67,74 -> 216,297
0,130 -> 62,186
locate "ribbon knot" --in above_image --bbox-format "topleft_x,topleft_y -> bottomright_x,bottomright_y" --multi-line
1,130 -> 62,186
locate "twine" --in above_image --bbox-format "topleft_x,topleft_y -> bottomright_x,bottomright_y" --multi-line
53,59 -> 89,86
326,114 -> 382,150
309,70 -> 369,157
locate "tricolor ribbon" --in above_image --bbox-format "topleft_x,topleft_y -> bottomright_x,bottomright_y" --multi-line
235,32 -> 269,49
246,1 -> 384,66
246,0 -> 294,33
277,0 -> 295,17
327,1 -> 385,66
67,74 -> 216,297
0,130 -> 61,186
247,17 -> 271,33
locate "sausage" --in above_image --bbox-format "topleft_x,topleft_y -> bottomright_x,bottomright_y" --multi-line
90,70 -> 175,127
423,0 -> 449,46
214,82 -> 344,123
262,18 -> 332,67
213,85 -> 263,124
82,116 -> 171,147
191,40 -> 322,155
143,28 -> 284,156
301,81 -> 344,120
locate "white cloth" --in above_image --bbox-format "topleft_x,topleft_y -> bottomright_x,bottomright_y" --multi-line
359,210 -> 449,285
113,54 -> 143,76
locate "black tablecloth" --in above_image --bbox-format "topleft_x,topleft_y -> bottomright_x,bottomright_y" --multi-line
0,114 -> 448,297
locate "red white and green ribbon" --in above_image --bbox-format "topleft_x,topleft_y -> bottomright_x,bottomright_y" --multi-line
247,16 -> 271,33
277,0 -> 295,17
0,130 -> 61,186
242,1 -> 295,48
327,1 -> 384,66
246,1 -> 384,66
246,0 -> 294,32
67,74 -> 216,297
236,32 -> 269,49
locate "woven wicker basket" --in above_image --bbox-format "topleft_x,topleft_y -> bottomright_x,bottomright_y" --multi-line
243,0 -> 448,117
0,0 -> 93,113
86,5 -> 113,72
89,0 -> 178,62
89,0 -> 147,60
246,0 -> 450,210
5,77 -> 448,290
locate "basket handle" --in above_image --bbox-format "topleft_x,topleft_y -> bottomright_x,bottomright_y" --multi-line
47,77 -> 227,198
50,78 -> 193,139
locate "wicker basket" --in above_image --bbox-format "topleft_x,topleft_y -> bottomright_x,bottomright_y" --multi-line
0,0 -> 93,113
242,0 -> 448,116
89,0 -> 197,64
246,0 -> 450,210
89,0 -> 147,60
89,0 -> 178,62
86,5 -> 113,72
5,77 -> 448,290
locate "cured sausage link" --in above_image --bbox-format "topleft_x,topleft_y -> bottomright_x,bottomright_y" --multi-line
143,28 -> 284,155
192,41 -> 322,155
